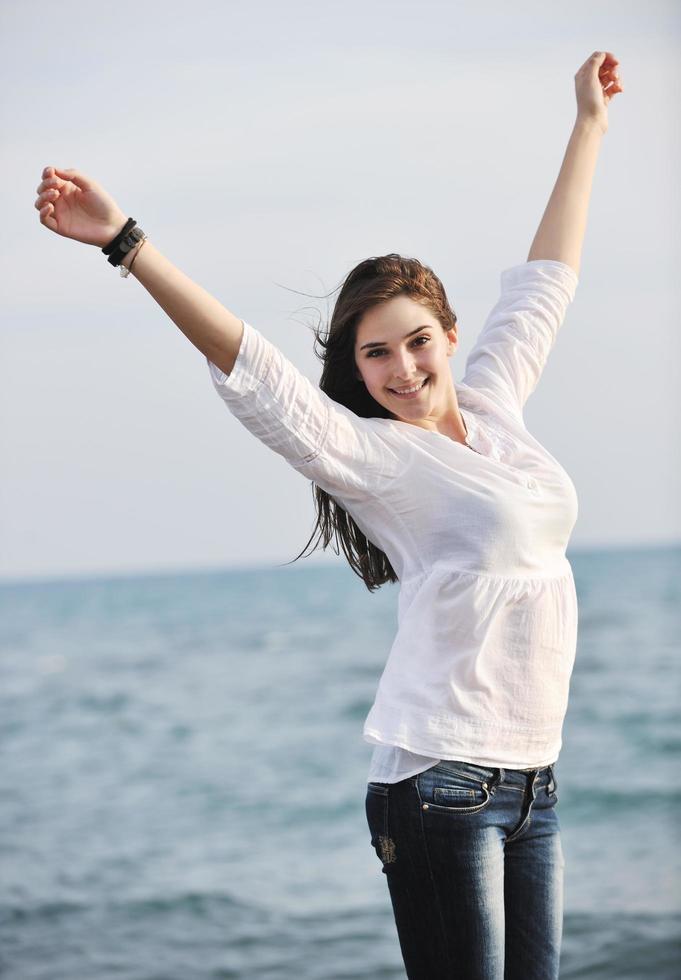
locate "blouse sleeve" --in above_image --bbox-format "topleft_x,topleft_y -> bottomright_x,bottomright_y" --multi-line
206,320 -> 400,499
461,259 -> 579,422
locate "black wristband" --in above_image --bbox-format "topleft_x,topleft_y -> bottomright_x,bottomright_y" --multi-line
102,218 -> 137,256
106,225 -> 146,267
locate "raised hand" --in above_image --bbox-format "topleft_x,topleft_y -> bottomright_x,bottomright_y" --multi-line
575,52 -> 623,134
34,166 -> 128,248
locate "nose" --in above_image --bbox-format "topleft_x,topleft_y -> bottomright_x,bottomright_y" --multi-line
392,348 -> 418,381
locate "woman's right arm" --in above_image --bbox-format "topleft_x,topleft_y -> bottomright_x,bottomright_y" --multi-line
35,165 -> 400,499
117,238 -> 244,376
35,166 -> 243,375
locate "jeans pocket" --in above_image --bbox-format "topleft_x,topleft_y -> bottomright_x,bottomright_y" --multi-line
547,766 -> 559,802
367,781 -> 390,797
415,760 -> 494,815
365,783 -> 394,870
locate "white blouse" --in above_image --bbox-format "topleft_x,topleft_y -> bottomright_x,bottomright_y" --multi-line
207,259 -> 580,782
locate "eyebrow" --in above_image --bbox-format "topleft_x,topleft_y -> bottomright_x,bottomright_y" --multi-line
359,325 -> 433,351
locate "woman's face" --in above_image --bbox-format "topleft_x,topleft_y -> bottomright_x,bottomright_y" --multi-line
354,295 -> 458,423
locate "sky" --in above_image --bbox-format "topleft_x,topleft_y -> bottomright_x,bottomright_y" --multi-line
1,0 -> 679,583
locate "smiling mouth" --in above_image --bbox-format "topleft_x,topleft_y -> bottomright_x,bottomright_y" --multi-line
387,378 -> 429,398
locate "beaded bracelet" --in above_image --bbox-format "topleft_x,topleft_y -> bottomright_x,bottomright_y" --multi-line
120,236 -> 148,278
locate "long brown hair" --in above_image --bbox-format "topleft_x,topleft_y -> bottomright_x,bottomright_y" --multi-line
285,253 -> 458,592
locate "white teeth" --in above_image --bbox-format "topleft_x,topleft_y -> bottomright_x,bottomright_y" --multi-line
390,379 -> 427,394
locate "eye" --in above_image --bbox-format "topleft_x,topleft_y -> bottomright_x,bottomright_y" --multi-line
365,335 -> 430,358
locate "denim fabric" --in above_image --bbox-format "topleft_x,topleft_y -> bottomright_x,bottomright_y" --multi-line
365,759 -> 563,979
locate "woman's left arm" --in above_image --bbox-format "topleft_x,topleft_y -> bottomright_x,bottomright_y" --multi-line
527,51 -> 624,276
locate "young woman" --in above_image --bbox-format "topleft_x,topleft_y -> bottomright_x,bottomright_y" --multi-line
35,50 -> 622,980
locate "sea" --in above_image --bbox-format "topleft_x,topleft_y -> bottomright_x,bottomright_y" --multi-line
1,544 -> 679,979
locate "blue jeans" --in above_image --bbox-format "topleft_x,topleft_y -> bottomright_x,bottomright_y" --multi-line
365,759 -> 563,980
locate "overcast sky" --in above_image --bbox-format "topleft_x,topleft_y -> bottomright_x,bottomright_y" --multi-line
1,0 -> 679,583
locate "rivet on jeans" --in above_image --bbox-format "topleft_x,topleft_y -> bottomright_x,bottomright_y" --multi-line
422,803 -> 429,810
